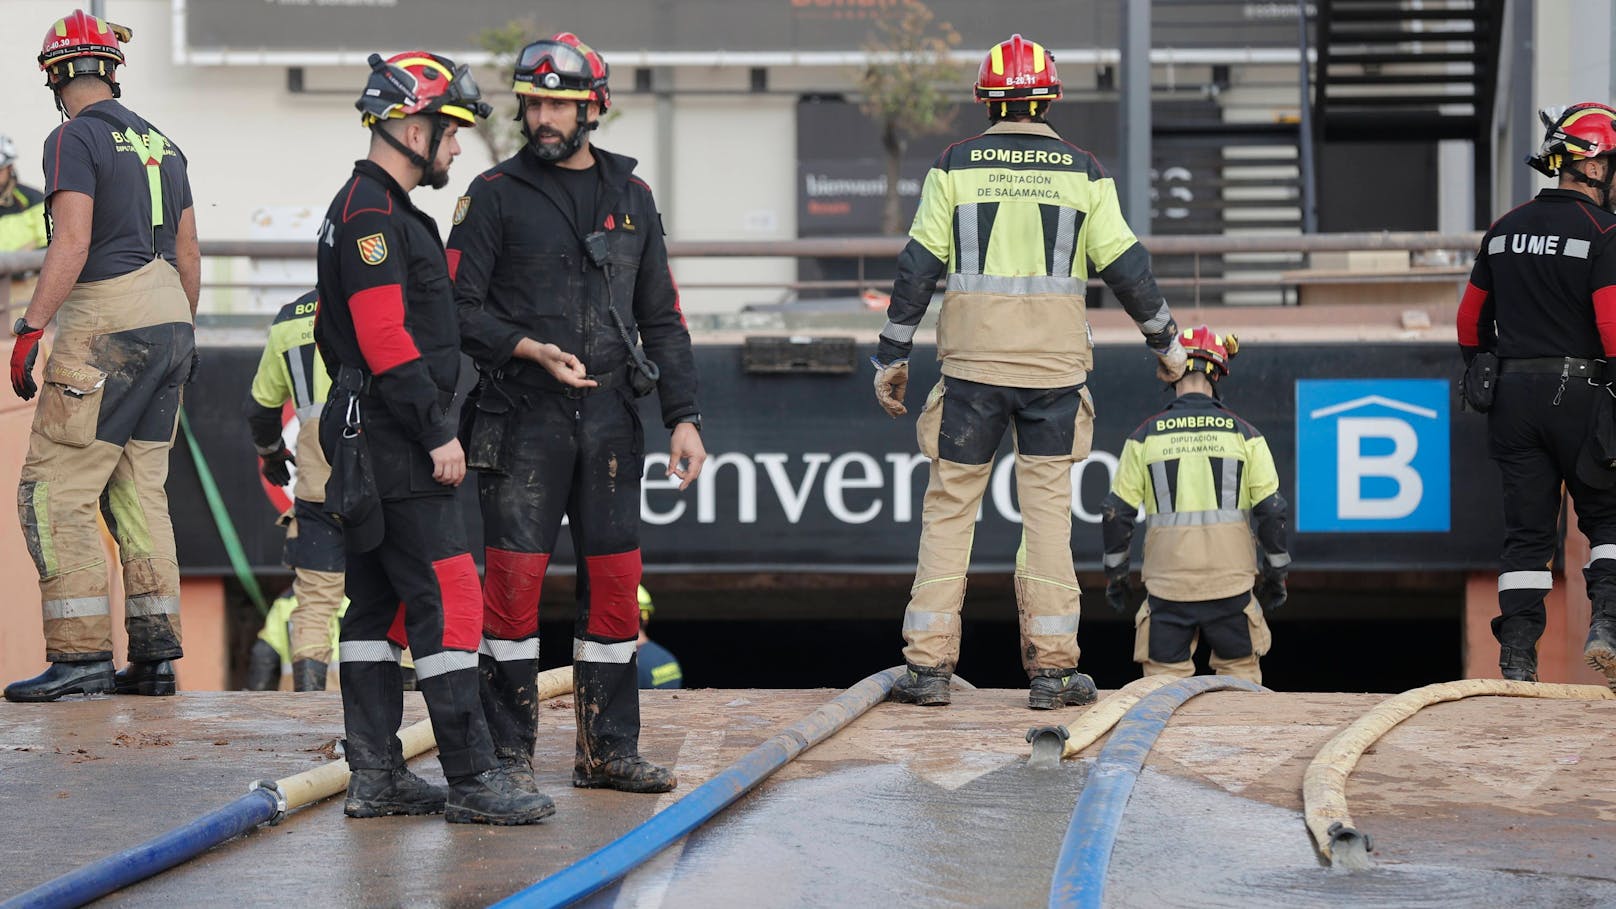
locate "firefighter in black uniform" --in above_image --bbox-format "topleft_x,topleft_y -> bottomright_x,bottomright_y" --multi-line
448,32 -> 702,794
1459,101 -> 1616,689
315,51 -> 553,824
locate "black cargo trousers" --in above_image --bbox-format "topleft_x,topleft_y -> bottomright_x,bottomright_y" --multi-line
468,375 -> 647,775
1488,366 -> 1616,649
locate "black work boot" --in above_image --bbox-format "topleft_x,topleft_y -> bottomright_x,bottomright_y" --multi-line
496,747 -> 539,794
1499,645 -> 1540,682
1584,608 -> 1616,691
345,766 -> 448,818
1028,669 -> 1097,710
573,755 -> 678,794
245,640 -> 281,691
446,768 -> 556,825
115,660 -> 176,696
4,661 -> 115,703
890,665 -> 951,706
292,659 -> 328,692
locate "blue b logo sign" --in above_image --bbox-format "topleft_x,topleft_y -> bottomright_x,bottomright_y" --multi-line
1295,379 -> 1450,532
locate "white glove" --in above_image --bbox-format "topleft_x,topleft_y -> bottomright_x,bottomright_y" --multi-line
1154,338 -> 1187,383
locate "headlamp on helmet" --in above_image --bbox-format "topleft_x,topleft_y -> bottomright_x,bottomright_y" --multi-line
512,32 -> 610,111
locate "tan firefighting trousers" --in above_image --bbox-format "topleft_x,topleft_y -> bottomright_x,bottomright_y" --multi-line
1133,596 -> 1271,684
19,259 -> 193,663
900,382 -> 1094,676
288,566 -> 344,662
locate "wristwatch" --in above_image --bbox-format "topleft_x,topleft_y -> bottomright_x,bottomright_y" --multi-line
13,317 -> 41,336
677,415 -> 702,432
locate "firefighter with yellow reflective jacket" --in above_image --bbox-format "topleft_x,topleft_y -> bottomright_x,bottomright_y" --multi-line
874,34 -> 1187,710
242,289 -> 344,691
0,134 -> 49,253
5,12 -> 199,703
1100,327 -> 1290,684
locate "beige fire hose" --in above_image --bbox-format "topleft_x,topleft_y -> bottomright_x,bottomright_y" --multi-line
275,666 -> 573,811
1303,678 -> 1614,871
1026,675 -> 1176,768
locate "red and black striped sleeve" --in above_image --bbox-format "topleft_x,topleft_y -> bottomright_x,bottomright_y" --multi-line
1457,238 -> 1496,363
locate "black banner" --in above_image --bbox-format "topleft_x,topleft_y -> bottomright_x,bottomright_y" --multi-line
172,341 -> 1498,576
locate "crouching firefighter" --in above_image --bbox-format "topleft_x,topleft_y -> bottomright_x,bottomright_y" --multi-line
314,51 -> 553,824
243,289 -> 344,691
1100,327 -> 1289,685
1459,102 -> 1616,688
874,34 -> 1188,710
447,32 -> 704,794
6,11 -> 199,703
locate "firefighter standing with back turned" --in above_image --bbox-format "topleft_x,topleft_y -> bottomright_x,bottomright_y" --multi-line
448,32 -> 703,794
873,34 -> 1187,709
314,51 -> 552,824
1100,327 -> 1289,684
242,288 -> 344,691
1458,102 -> 1616,689
5,11 -> 199,703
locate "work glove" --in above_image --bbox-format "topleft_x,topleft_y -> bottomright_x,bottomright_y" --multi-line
260,442 -> 296,487
872,357 -> 909,418
10,322 -> 43,401
1153,337 -> 1188,383
1105,574 -> 1133,615
1256,570 -> 1288,613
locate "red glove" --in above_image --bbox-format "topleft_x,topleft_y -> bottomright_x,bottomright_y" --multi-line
10,323 -> 44,401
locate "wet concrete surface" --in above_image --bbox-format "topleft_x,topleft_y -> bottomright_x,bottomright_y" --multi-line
2,689 -> 1614,907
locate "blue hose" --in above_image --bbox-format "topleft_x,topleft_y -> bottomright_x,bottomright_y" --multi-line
1048,675 -> 1266,909
492,666 -> 905,909
1,788 -> 281,909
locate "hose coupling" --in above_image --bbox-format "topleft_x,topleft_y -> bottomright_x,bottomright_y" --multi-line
250,779 -> 289,825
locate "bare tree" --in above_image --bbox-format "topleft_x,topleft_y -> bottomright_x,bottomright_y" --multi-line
859,1 -> 964,235
468,19 -> 540,162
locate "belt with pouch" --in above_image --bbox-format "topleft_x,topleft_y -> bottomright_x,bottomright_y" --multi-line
493,361 -> 630,399
1497,357 -> 1602,377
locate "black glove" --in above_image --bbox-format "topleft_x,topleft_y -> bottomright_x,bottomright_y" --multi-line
260,443 -> 296,487
187,349 -> 201,385
1105,574 -> 1132,614
1256,571 -> 1288,612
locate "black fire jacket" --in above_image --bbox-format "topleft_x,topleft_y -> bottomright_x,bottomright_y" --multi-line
446,145 -> 698,428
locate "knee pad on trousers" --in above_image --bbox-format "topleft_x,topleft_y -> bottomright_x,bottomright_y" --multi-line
483,548 -> 550,640
584,550 -> 642,641
432,553 -> 483,651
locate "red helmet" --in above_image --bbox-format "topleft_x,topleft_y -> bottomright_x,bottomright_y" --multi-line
1179,325 -> 1239,379
357,51 -> 491,129
512,32 -> 610,112
39,9 -> 131,91
975,34 -> 1060,105
1529,102 -> 1616,178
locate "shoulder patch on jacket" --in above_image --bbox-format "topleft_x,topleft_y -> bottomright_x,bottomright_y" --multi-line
356,233 -> 388,265
453,195 -> 471,225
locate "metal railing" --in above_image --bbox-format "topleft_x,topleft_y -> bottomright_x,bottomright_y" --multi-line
2,231 -> 1483,320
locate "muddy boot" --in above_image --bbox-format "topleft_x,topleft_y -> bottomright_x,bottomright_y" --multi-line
573,755 -> 678,794
344,766 -> 448,818
1499,645 -> 1539,682
4,661 -> 116,703
1584,611 -> 1616,691
446,768 -> 556,825
496,747 -> 539,794
889,665 -> 951,706
1028,669 -> 1097,710
292,659 -> 328,692
114,660 -> 176,696
245,641 -> 281,691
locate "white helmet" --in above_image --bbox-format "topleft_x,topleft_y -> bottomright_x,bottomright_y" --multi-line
0,134 -> 16,168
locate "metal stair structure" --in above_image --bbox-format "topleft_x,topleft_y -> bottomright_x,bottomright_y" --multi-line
1313,0 -> 1506,223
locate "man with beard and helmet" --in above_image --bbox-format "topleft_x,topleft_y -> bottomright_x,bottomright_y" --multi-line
6,10 -> 199,703
1100,327 -> 1288,684
313,51 -> 554,825
1458,101 -> 1616,689
873,34 -> 1186,709
447,31 -> 703,795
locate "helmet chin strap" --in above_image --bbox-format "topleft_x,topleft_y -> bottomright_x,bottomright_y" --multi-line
1566,158 -> 1616,211
523,99 -> 599,163
372,116 -> 450,188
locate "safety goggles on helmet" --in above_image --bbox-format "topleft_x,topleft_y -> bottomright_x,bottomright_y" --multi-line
358,52 -> 492,128
512,33 -> 610,110
1528,102 -> 1616,178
